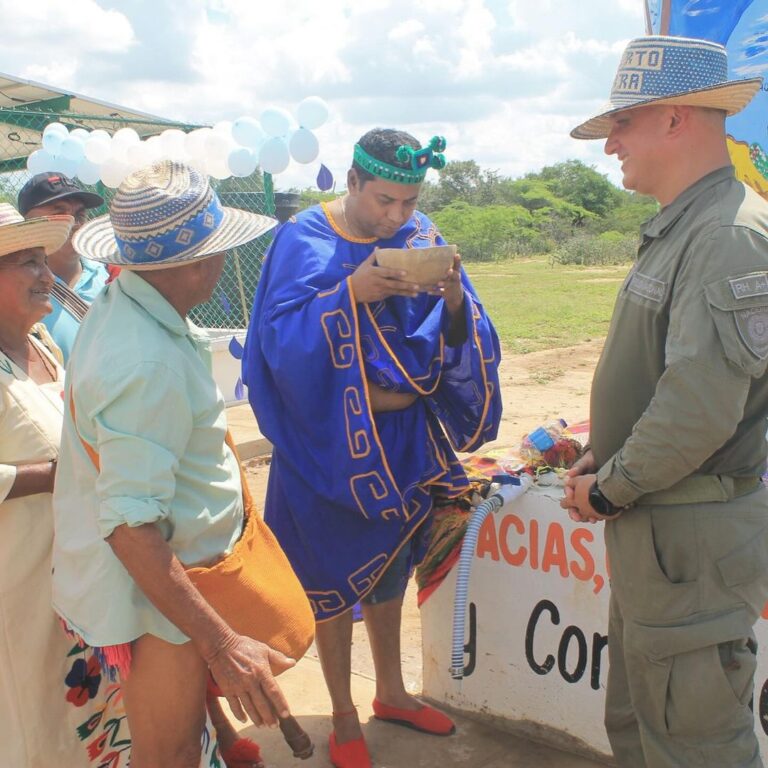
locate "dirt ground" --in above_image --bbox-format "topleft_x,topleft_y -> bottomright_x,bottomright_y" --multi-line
242,340 -> 603,693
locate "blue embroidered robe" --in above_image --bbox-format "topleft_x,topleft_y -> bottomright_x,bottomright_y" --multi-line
243,204 -> 502,620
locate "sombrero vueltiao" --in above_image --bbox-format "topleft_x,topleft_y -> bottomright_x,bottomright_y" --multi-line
74,161 -> 277,270
0,202 -> 73,258
571,35 -> 763,140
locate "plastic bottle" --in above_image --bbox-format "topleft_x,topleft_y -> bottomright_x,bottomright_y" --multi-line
519,418 -> 568,465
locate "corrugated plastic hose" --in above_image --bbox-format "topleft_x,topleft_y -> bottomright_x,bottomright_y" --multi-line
450,475 -> 532,680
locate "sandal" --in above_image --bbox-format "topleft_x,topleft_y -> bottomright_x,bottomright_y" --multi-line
329,731 -> 371,768
372,698 -> 456,736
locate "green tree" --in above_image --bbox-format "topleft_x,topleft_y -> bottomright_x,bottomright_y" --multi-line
431,201 -> 546,261
534,159 -> 622,217
419,160 -> 502,212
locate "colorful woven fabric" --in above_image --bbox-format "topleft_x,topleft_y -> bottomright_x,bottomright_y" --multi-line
415,472 -> 490,607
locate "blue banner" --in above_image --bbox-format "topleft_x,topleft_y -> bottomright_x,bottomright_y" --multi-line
645,0 -> 768,196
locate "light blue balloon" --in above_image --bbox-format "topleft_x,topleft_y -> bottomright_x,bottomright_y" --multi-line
52,155 -> 79,179
27,149 -> 54,174
60,136 -> 86,162
258,136 -> 290,175
227,147 -> 258,177
289,128 -> 319,164
42,130 -> 64,154
232,117 -> 266,150
260,107 -> 292,138
76,158 -> 101,186
296,96 -> 329,130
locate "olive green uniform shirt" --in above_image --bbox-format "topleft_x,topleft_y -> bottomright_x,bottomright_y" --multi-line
591,166 -> 768,507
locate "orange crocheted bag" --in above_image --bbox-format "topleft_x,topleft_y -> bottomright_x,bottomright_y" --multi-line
186,434 -> 315,663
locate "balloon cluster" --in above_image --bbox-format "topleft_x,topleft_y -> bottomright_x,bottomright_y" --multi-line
26,96 -> 330,188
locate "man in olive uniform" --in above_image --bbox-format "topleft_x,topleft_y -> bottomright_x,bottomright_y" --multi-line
563,36 -> 768,767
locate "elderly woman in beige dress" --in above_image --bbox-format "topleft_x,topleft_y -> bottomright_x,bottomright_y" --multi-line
0,203 -> 144,767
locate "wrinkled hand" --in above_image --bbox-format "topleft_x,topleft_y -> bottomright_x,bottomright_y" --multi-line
206,633 -> 295,727
427,253 -> 465,314
350,250 -> 421,303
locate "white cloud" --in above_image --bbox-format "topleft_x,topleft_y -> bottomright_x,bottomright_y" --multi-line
0,0 -> 643,189
0,0 -> 134,51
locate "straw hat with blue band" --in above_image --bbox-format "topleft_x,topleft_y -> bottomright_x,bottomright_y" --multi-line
73,161 -> 277,270
571,36 -> 763,141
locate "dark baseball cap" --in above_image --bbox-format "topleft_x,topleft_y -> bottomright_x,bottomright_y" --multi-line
18,172 -> 104,217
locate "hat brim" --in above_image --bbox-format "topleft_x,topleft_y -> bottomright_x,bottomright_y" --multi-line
0,215 -> 73,259
22,188 -> 105,215
72,207 -> 278,271
571,77 -> 763,140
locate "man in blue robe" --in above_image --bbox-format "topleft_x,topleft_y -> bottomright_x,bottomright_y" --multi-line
243,128 -> 502,768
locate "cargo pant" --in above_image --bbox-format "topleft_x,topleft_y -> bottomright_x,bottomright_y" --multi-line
604,487 -> 768,768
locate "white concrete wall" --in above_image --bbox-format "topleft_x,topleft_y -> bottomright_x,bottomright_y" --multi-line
421,485 -> 768,761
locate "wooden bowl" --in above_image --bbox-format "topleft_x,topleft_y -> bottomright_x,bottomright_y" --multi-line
375,244 -> 457,285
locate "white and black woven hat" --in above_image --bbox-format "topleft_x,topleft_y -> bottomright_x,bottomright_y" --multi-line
73,161 -> 277,270
0,202 -> 73,259
571,35 -> 763,140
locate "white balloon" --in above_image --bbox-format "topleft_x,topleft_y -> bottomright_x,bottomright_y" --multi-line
207,156 -> 232,180
289,128 -> 319,164
42,122 -> 68,138
188,155 -> 209,176
159,128 -> 187,161
84,133 -> 112,164
100,158 -> 131,188
206,132 -> 235,163
27,149 -> 54,174
227,147 -> 258,177
185,127 -> 212,159
60,136 -> 86,162
232,117 -> 266,150
76,158 -> 102,186
126,142 -> 155,171
260,107 -> 292,138
144,135 -> 164,163
296,96 -> 329,130
259,136 -> 290,175
69,127 -> 90,141
42,130 -> 64,155
112,127 -> 140,152
89,129 -> 111,143
212,120 -> 233,137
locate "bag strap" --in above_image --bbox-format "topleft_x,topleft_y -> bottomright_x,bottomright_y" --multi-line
69,389 -> 101,470
51,281 -> 90,322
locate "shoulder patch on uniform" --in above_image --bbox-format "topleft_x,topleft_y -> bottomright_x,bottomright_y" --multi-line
729,272 -> 768,300
735,307 -> 768,360
627,271 -> 666,302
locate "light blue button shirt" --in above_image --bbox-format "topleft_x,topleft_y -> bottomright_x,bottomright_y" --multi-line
52,270 -> 243,647
41,257 -> 109,364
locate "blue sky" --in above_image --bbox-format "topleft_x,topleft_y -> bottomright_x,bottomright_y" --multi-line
0,0 -> 647,189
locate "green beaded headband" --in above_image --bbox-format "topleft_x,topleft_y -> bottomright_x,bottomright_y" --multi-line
352,136 -> 447,184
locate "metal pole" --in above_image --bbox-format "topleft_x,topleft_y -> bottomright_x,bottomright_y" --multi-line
231,247 -> 250,327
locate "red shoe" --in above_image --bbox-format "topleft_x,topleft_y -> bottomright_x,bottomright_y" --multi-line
329,731 -> 372,768
220,737 -> 265,768
372,698 -> 456,736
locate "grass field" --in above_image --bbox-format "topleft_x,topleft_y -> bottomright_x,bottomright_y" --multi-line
465,257 -> 630,354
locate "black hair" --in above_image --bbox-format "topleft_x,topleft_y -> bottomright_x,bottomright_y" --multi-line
352,128 -> 421,186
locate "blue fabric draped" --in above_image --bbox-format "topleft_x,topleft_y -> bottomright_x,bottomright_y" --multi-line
243,204 -> 502,621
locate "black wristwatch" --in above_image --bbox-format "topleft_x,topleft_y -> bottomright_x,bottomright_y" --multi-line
588,481 -> 621,517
